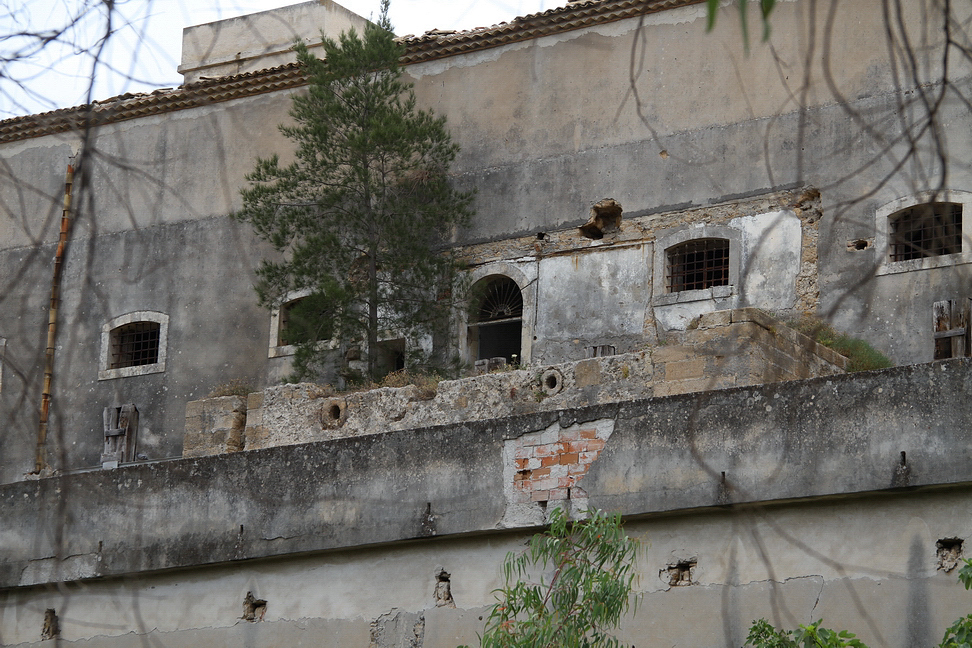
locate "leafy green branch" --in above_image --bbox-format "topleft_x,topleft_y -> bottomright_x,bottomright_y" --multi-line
467,508 -> 639,648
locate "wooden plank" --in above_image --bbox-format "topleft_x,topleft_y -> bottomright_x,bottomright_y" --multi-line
934,299 -> 953,332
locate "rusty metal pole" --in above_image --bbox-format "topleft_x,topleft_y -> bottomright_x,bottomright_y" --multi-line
36,156 -> 77,473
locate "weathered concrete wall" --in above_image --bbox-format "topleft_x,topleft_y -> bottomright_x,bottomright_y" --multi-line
4,359 -> 971,586
0,215 -> 272,483
0,0 -> 972,481
3,490 -> 972,647
457,189 -> 820,363
3,361 -> 972,646
1,0 -> 970,500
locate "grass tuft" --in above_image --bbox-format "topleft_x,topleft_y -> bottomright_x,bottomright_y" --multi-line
787,315 -> 893,372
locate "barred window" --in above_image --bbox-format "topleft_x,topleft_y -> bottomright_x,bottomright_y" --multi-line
109,322 -> 160,369
889,203 -> 962,262
666,238 -> 730,293
99,312 -> 168,380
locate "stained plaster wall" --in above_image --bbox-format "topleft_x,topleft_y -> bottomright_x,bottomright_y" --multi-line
408,0 -> 972,364
459,190 -> 817,363
2,491 -> 971,648
3,360 -> 972,646
0,91 -> 300,483
1,0 -> 971,478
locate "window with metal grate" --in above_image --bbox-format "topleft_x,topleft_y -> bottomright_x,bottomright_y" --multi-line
666,238 -> 730,292
109,322 -> 160,369
889,203 -> 962,262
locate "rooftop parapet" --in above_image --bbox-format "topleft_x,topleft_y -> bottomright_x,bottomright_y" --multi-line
178,1 -> 369,83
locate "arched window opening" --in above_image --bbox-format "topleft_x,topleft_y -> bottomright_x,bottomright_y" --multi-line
469,276 -> 523,364
889,202 -> 962,261
666,238 -> 730,292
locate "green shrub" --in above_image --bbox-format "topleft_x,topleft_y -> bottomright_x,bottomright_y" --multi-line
747,559 -> 972,648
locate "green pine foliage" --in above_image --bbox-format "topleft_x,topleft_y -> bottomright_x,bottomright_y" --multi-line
236,0 -> 473,382
471,508 -> 639,648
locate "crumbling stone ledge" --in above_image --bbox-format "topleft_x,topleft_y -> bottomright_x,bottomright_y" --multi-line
185,309 -> 846,457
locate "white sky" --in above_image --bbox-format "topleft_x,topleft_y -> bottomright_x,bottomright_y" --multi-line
1,0 -> 555,118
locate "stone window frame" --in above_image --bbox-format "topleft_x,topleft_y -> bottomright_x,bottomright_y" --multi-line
268,289 -> 339,358
98,311 -> 169,381
652,225 -> 742,306
460,263 -> 536,366
875,190 -> 972,276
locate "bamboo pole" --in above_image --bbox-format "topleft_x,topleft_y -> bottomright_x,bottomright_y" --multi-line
36,156 -> 76,473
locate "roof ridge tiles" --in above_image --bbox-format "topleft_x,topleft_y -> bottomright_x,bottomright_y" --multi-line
0,0 -> 701,143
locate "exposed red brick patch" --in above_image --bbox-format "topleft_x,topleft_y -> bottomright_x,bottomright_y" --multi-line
511,426 -> 608,502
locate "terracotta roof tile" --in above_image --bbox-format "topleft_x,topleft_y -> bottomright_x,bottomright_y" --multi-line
0,0 -> 701,144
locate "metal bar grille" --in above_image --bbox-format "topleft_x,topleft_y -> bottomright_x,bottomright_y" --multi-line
476,277 -> 523,323
110,322 -> 160,369
890,203 -> 962,261
666,238 -> 730,292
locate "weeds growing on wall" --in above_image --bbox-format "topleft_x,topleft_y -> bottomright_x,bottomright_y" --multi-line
746,559 -> 972,648
786,315 -> 893,373
466,507 -> 639,648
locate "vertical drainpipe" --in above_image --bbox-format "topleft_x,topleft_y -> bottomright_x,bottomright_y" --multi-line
36,156 -> 77,473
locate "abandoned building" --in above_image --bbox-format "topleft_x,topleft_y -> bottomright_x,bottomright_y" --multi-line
2,0 -> 972,645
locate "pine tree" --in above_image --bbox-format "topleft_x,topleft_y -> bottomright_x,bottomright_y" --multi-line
236,0 -> 473,382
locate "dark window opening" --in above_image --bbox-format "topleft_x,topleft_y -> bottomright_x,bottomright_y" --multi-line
109,322 -> 160,369
279,294 -> 333,346
376,338 -> 406,376
666,239 -> 730,292
470,276 -> 523,363
890,202 -> 962,262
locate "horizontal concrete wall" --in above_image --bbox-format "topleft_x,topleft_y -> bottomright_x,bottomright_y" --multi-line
179,308 -> 844,456
3,460 -> 972,645
3,359 -> 971,589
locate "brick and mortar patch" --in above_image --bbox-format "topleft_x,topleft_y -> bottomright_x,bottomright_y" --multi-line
501,418 -> 615,526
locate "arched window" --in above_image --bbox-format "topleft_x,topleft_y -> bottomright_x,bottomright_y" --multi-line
889,202 -> 962,261
99,311 -> 168,380
666,238 -> 730,292
469,276 -> 523,363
